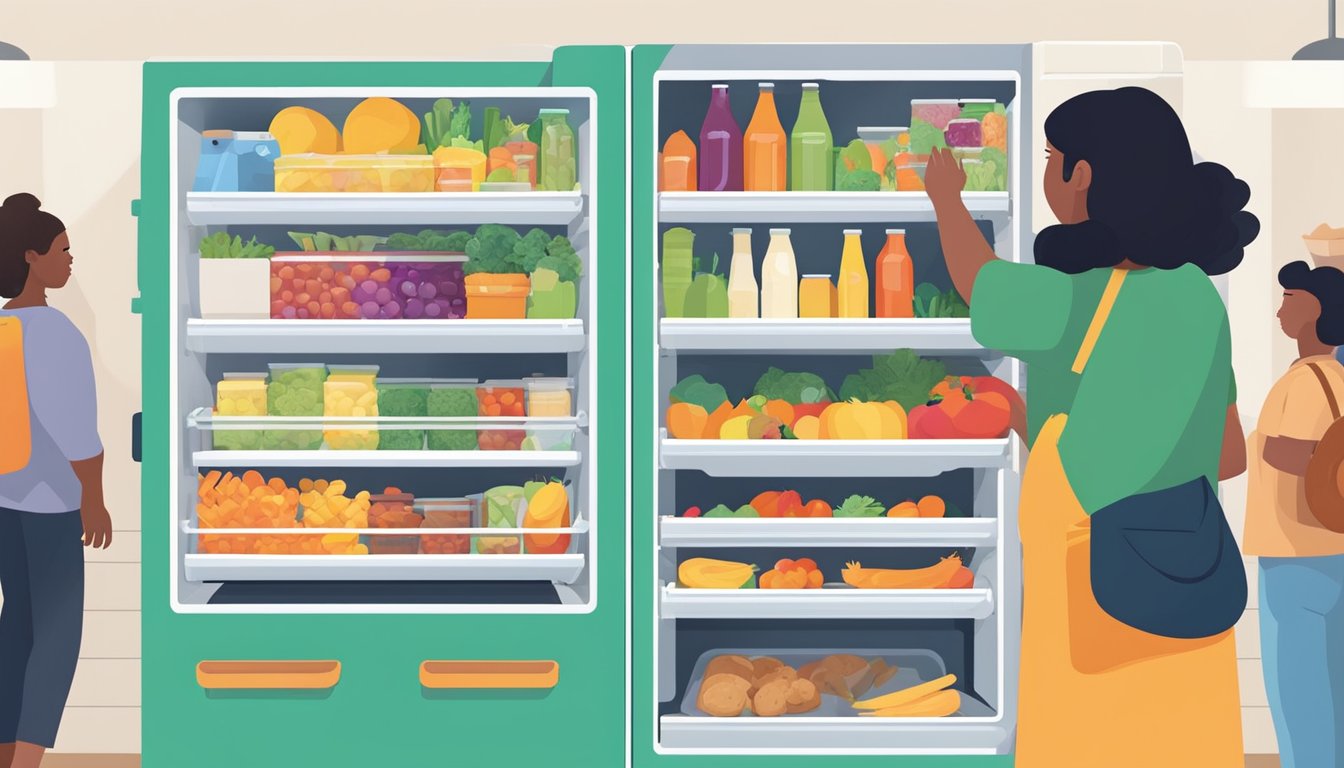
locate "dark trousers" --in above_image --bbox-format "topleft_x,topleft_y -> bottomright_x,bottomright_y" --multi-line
0,507 -> 84,748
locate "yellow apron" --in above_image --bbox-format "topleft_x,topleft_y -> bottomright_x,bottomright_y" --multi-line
0,315 -> 31,474
1014,270 -> 1243,767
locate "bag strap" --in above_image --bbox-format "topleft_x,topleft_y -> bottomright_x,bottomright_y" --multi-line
1306,363 -> 1343,421
1072,268 -> 1129,375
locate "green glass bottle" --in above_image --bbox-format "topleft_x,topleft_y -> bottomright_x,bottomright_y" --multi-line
790,83 -> 834,191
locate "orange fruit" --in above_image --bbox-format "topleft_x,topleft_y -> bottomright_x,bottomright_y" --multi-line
917,496 -> 946,518
807,569 -> 824,588
887,501 -> 920,518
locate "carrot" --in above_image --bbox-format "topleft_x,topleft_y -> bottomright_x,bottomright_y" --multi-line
842,555 -> 963,589
853,673 -> 957,710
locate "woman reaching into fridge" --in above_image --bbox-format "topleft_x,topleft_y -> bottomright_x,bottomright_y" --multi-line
0,194 -> 112,768
925,88 -> 1257,767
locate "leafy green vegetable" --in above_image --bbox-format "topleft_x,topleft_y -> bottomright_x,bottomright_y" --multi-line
483,107 -> 503,151
514,228 -> 553,274
835,495 -> 885,518
526,267 -> 577,319
385,230 -> 471,252
199,232 -> 274,259
527,119 -> 543,147
704,504 -> 736,518
449,101 -> 472,143
913,283 -> 969,318
538,235 -> 582,282
464,224 -> 526,275
752,367 -> 834,405
423,99 -> 481,153
684,253 -> 728,318
835,139 -> 881,192
909,119 -> 947,155
734,505 -> 760,517
503,116 -> 529,142
976,146 -> 1008,192
669,374 -> 729,412
838,350 -> 948,411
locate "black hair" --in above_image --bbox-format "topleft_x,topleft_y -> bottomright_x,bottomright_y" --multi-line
1035,87 -> 1259,276
1279,260 -> 1344,346
0,193 -> 66,298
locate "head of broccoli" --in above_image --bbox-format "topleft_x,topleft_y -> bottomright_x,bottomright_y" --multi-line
464,224 -> 526,275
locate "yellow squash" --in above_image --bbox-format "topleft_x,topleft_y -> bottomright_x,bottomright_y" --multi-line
678,558 -> 757,589
818,399 -> 908,440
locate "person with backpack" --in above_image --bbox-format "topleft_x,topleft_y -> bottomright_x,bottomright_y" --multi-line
0,193 -> 112,768
1244,260 -> 1344,768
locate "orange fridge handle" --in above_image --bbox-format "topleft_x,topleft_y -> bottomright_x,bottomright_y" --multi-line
419,660 -> 559,689
195,660 -> 341,690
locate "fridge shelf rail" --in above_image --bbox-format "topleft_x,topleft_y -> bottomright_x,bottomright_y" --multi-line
185,318 -> 587,355
182,518 -> 590,537
187,408 -> 588,432
185,191 -> 585,227
183,553 -> 586,583
659,433 -> 1012,477
658,516 -> 998,548
657,713 -> 1006,752
192,449 -> 582,469
659,583 -> 995,620
659,318 -> 985,356
657,191 -> 1009,224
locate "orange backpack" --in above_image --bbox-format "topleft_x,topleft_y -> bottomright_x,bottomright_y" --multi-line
0,316 -> 31,473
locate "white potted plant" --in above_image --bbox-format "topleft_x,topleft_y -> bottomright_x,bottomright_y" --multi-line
198,232 -> 274,319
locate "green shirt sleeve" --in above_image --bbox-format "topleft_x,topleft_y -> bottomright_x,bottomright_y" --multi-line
1228,368 -> 1238,406
970,261 -> 1076,358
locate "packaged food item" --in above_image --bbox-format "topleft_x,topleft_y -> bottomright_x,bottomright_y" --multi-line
539,109 -> 577,192
297,478 -> 371,555
478,380 -> 526,450
760,229 -> 798,319
896,159 -> 927,192
944,119 -> 983,149
197,471 -> 300,555
956,146 -> 1007,192
745,84 -> 787,192
432,147 -> 487,192
876,229 -> 914,319
477,486 -> 525,554
213,372 -> 267,451
684,254 -> 729,318
377,378 -> 429,450
264,363 -> 326,450
270,255 -> 466,321
427,379 -> 479,451
799,275 -> 837,318
662,228 -> 695,318
525,377 -> 574,417
727,228 -> 758,319
837,230 -> 869,319
698,84 -> 743,192
194,131 -> 281,193
857,127 -> 907,191
791,84 -> 833,191
910,99 -> 961,154
367,489 -> 422,555
464,273 -> 530,319
661,130 -> 698,192
522,481 -> 571,555
273,154 -> 434,193
324,365 -> 379,450
417,497 -> 474,555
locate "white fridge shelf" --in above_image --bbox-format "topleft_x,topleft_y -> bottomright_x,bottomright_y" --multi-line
659,436 -> 1012,477
185,191 -> 585,226
658,715 -> 1007,753
186,318 -> 586,355
659,583 -> 995,620
659,516 -> 999,549
659,318 -> 982,355
192,449 -> 582,469
184,553 -> 585,583
657,191 -> 1010,224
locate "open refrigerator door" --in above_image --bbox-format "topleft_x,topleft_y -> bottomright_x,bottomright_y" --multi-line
634,43 -> 1030,760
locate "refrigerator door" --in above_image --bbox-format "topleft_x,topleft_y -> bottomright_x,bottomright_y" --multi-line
138,49 -> 626,767
633,43 -> 1028,766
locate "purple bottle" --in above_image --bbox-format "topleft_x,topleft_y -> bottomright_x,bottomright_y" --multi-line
698,84 -> 743,192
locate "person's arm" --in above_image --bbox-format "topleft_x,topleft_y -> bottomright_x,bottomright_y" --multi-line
72,453 -> 111,548
926,147 -> 1000,302
1263,436 -> 1316,476
1262,369 -> 1336,477
1220,404 -> 1247,480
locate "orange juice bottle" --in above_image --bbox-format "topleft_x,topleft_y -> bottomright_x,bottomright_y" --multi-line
799,275 -> 837,318
876,228 -> 914,318
836,229 -> 869,319
661,130 -> 697,192
744,83 -> 787,192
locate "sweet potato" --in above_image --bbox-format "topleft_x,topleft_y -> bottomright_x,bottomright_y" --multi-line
704,655 -> 754,683
753,678 -> 791,717
698,673 -> 752,717
786,678 -> 822,714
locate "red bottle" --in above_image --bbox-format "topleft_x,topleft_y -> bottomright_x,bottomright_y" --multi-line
876,229 -> 914,318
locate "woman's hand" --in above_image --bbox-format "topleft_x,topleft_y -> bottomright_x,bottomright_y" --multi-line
80,502 -> 112,549
925,148 -> 967,208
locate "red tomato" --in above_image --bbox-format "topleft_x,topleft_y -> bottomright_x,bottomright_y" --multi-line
803,499 -> 833,518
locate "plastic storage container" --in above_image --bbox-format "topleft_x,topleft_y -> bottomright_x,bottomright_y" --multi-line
944,118 -> 984,148
270,254 -> 467,321
910,99 -> 963,154
799,275 -> 837,318
856,127 -> 907,191
539,109 -> 577,192
432,147 -> 488,192
426,379 -> 479,451
377,378 -> 430,450
477,380 -> 526,451
464,273 -> 530,319
476,486 -> 524,555
273,153 -> 435,193
367,490 -> 422,555
525,377 -> 574,417
213,372 -> 267,450
264,363 -> 326,450
417,497 -> 475,555
896,160 -> 927,192
193,131 -> 280,193
324,365 -> 379,450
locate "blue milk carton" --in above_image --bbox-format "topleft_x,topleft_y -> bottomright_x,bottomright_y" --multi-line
193,130 -> 281,192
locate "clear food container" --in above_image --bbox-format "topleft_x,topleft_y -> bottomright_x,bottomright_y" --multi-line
273,153 -> 435,193
856,127 -> 907,191
475,486 -> 524,555
432,147 -> 487,192
367,490 -> 422,555
944,118 -> 984,149
213,372 -> 267,450
910,99 -> 963,154
896,161 -> 927,192
478,380 -> 527,451
525,377 -> 574,417
270,254 -> 467,320
264,363 -> 326,450
417,497 -> 475,555
324,365 -> 379,450
539,109 -> 577,192
426,379 -> 479,451
954,146 -> 1006,192
377,378 -> 430,451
